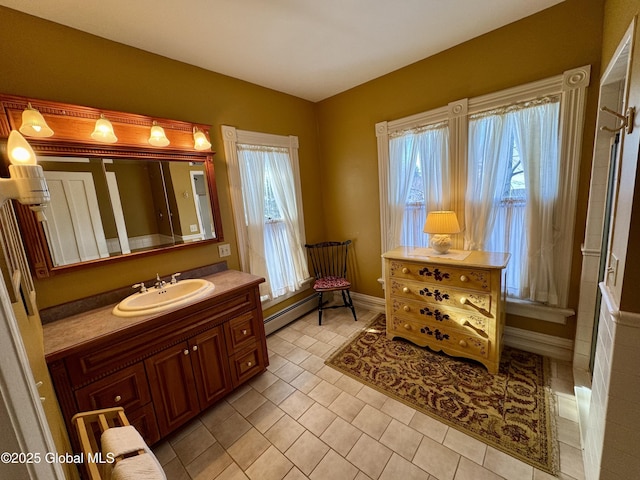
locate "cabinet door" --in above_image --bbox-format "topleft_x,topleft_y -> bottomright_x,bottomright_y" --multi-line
144,343 -> 200,437
189,327 -> 232,409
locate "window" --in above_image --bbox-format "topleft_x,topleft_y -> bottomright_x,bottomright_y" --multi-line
222,127 -> 309,302
377,66 -> 590,309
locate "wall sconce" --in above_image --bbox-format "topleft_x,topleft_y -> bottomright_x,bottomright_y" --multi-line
19,103 -> 54,138
423,210 -> 461,254
193,127 -> 211,151
148,121 -> 170,147
90,115 -> 118,143
0,131 -> 50,221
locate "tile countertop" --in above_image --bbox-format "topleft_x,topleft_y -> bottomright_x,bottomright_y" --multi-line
42,269 -> 264,359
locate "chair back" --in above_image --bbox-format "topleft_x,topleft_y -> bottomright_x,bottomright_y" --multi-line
305,240 -> 352,280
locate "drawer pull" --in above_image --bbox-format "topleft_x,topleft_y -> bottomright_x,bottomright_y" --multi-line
242,329 -> 248,335
403,305 -> 410,312
403,324 -> 412,331
459,340 -> 468,348
460,275 -> 468,282
247,361 -> 253,367
402,267 -> 409,274
183,349 -> 189,355
402,287 -> 410,294
192,345 -> 198,352
114,395 -> 122,403
459,296 -> 468,305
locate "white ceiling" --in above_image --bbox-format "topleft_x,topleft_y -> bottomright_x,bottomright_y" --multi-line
1,0 -> 563,102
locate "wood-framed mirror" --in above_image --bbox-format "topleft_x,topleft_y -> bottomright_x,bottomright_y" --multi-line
0,94 -> 223,278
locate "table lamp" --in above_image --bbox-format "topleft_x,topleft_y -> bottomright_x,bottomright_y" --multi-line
423,210 -> 461,254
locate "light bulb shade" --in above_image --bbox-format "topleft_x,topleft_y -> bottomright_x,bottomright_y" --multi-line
19,104 -> 54,138
91,116 -> 118,143
149,124 -> 170,147
193,129 -> 211,151
7,130 -> 37,165
423,211 -> 461,234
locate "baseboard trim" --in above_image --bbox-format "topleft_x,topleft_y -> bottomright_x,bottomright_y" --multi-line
263,294 -> 317,335
503,326 -> 573,361
350,292 -> 385,313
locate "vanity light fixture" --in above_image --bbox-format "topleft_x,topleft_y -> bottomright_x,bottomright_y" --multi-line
148,121 -> 170,147
0,130 -> 50,221
90,115 -> 118,143
423,210 -> 461,254
193,127 -> 212,151
19,103 -> 54,138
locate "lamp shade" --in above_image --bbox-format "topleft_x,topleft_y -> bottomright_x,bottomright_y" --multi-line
91,115 -> 118,143
19,103 -> 54,138
149,122 -> 170,147
423,211 -> 461,234
193,128 -> 211,151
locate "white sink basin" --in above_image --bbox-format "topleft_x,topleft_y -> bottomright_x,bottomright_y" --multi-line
112,279 -> 215,317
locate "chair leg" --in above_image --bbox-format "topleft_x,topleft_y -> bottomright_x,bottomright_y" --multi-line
317,292 -> 324,326
345,289 -> 357,321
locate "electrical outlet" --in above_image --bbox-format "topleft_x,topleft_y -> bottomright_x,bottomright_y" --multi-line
218,243 -> 231,257
190,224 -> 198,232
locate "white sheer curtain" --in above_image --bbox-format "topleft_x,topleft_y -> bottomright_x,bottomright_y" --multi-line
466,99 -> 560,304
237,144 -> 309,299
388,123 -> 449,249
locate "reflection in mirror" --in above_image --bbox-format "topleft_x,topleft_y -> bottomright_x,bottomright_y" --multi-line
39,156 -> 216,267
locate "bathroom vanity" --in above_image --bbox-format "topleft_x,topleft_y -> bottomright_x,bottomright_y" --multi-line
43,269 -> 268,446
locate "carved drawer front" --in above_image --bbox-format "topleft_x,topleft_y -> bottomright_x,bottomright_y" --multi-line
390,280 -> 492,316
388,261 -> 491,292
229,342 -> 265,388
389,297 -> 490,335
225,311 -> 258,354
390,316 -> 490,359
74,363 -> 151,412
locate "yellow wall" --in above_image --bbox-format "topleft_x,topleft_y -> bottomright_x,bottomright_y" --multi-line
315,0 -> 605,338
0,6 -> 324,309
0,1 -> 607,339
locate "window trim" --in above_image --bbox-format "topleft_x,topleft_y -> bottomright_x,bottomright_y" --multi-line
376,65 -> 590,312
221,125 -> 307,285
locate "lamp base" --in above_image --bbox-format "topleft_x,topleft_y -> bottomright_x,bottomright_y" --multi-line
429,234 -> 452,254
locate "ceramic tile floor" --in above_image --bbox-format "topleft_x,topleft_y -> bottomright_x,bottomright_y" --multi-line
152,306 -> 585,480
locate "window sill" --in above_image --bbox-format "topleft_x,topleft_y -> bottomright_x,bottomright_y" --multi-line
260,278 -> 313,310
506,298 -> 574,325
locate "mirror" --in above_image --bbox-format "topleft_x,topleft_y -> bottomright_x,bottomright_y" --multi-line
39,156 -> 216,267
0,93 -> 223,278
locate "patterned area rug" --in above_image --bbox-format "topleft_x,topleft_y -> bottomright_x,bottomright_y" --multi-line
325,315 -> 558,475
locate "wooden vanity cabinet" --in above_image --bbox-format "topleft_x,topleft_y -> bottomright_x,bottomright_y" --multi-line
145,326 -> 231,436
45,274 -> 267,448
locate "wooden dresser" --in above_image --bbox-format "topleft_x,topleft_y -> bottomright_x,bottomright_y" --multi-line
382,247 -> 510,373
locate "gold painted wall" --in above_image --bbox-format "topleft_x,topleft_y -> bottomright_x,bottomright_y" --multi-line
315,0 -> 605,339
0,6 -> 324,309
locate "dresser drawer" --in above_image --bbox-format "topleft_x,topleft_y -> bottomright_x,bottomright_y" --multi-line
389,296 -> 490,336
389,316 -> 490,359
388,260 -> 491,292
75,363 -> 151,412
389,279 -> 493,317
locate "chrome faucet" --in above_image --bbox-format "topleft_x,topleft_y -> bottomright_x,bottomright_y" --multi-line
171,272 -> 181,284
154,273 -> 166,289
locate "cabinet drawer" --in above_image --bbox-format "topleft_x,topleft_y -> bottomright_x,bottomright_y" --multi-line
229,342 -> 265,387
75,363 -> 151,412
388,260 -> 491,292
389,296 -> 491,334
225,311 -> 258,353
127,402 -> 160,446
389,279 -> 493,317
389,316 -> 490,359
